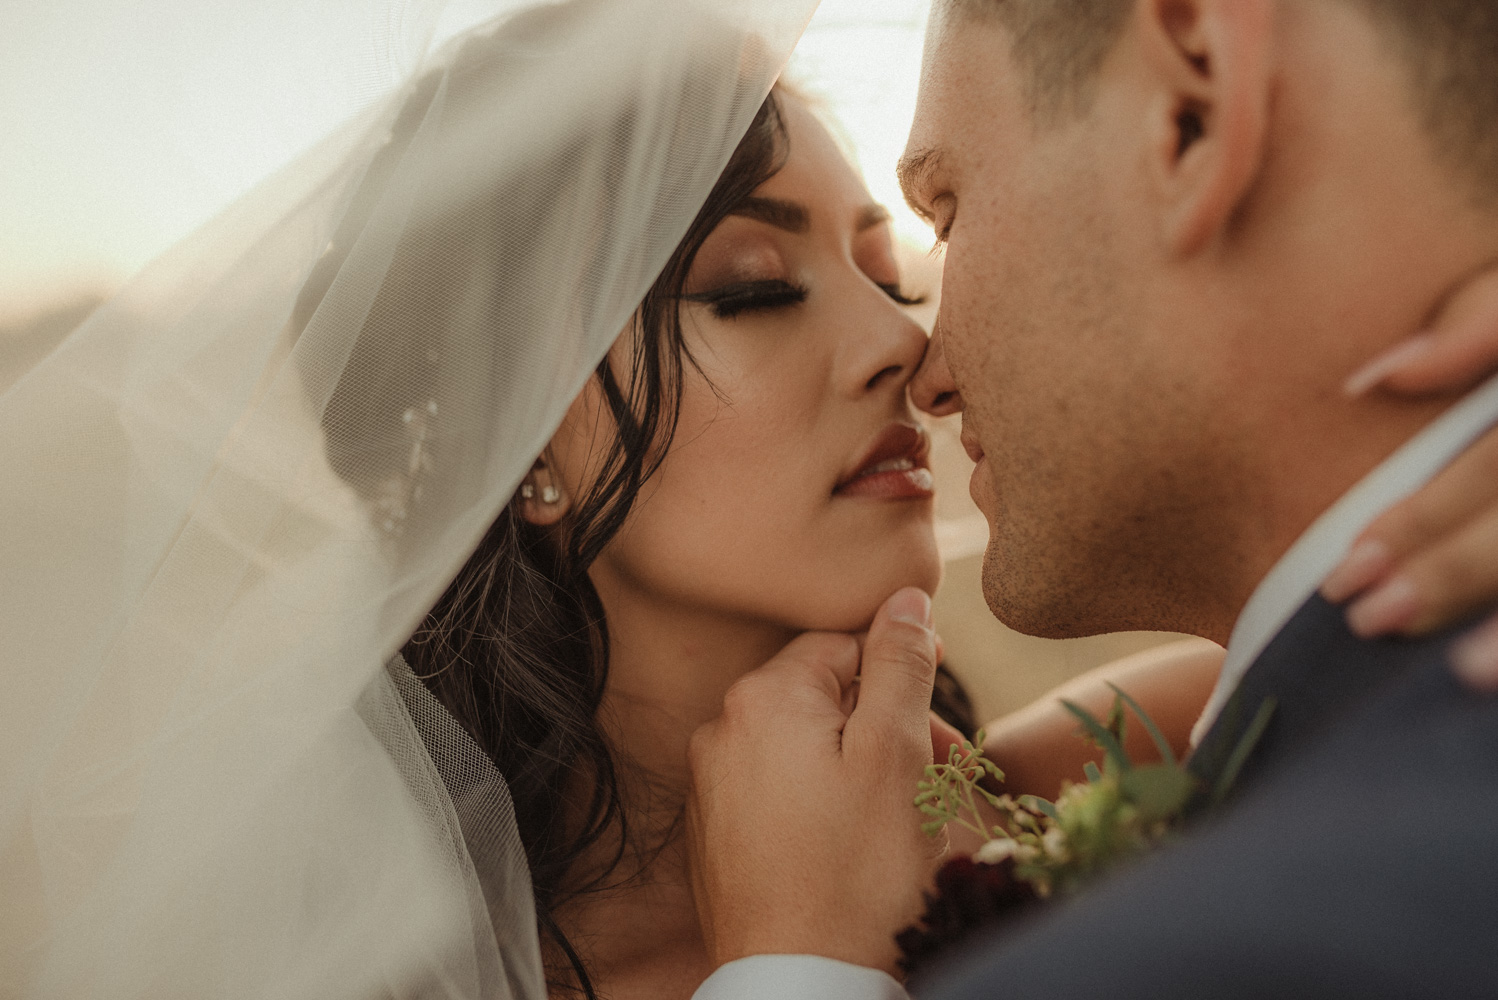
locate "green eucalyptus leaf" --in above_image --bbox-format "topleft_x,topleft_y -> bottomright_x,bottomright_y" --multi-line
1083,760 -> 1103,784
1106,696 -> 1127,744
1019,795 -> 1060,821
1062,699 -> 1132,772
1107,682 -> 1178,767
1212,697 -> 1278,805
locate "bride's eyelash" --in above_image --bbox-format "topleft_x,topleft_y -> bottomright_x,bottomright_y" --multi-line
683,279 -> 808,319
880,283 -> 928,307
682,278 -> 926,318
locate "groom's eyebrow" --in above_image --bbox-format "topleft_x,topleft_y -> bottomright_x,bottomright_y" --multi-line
731,197 -> 810,233
896,148 -> 942,223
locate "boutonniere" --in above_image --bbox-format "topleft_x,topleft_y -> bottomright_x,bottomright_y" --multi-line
897,685 -> 1275,976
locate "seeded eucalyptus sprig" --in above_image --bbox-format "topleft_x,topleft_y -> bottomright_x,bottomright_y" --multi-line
913,687 -> 1275,899
901,688 -> 1277,975
915,729 -> 1007,840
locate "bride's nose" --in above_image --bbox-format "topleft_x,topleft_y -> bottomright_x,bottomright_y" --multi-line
910,322 -> 963,416
846,297 -> 930,399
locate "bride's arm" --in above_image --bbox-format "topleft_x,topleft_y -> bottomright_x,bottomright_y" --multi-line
977,638 -> 1223,802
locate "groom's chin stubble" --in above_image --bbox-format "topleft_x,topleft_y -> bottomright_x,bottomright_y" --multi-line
978,535 -> 1100,640
978,532 -> 1214,641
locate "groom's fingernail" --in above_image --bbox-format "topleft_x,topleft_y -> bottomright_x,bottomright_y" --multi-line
887,588 -> 933,630
1321,539 -> 1392,603
1452,617 -> 1498,692
1343,334 -> 1436,398
1346,575 -> 1419,638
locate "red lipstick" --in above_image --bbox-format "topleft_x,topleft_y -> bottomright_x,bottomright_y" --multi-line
835,422 -> 935,500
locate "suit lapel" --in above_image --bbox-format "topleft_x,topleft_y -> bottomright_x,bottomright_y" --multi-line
1186,593 -> 1431,811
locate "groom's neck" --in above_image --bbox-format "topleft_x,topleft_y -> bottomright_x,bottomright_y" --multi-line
1182,202 -> 1498,645
1162,12 -> 1498,642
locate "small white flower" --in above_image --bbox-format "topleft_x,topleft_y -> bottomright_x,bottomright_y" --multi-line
1042,826 -> 1069,861
973,837 -> 1020,865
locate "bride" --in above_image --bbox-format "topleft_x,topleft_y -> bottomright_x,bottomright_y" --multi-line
387,80 -> 956,998
9,2 -> 1498,998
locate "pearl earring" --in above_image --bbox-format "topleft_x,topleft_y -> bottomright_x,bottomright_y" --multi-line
519,483 -> 535,500
541,485 -> 561,504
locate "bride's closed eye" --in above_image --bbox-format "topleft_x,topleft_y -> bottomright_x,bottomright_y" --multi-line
685,279 -> 926,320
683,278 -> 808,319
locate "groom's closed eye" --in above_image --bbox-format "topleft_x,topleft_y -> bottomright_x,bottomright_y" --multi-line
880,283 -> 927,307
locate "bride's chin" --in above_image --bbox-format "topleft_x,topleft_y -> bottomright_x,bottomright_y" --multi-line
804,570 -> 944,634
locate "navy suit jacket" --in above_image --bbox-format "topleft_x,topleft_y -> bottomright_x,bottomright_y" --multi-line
921,595 -> 1498,999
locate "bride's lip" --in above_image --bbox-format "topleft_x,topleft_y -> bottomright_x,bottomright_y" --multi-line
835,422 -> 934,500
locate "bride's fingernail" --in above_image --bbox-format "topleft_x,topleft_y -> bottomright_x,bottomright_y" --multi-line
1452,618 -> 1498,693
1343,334 -> 1435,398
1346,575 -> 1419,638
888,588 -> 933,629
1321,539 -> 1392,603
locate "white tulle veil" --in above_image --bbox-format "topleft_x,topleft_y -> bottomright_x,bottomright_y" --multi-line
0,0 -> 816,995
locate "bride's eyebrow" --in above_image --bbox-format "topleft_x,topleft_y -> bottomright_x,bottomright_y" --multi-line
731,196 -> 810,233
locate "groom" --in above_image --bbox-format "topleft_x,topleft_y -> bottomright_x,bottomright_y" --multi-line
687,0 -> 1498,997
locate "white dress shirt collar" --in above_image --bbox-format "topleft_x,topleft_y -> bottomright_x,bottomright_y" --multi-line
1191,371 -> 1498,746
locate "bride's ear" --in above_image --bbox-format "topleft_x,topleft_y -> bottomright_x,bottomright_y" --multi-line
1139,0 -> 1273,257
516,453 -> 571,527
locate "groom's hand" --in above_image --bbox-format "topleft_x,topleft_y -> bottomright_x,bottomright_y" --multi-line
685,588 -> 943,977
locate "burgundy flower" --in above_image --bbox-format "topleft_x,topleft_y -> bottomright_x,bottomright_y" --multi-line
896,855 -> 1040,978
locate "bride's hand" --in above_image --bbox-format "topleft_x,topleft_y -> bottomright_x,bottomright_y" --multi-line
1320,268 -> 1498,687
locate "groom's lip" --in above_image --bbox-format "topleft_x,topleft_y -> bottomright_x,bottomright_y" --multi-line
959,424 -> 985,464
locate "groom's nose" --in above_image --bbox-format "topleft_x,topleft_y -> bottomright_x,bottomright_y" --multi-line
910,323 -> 964,417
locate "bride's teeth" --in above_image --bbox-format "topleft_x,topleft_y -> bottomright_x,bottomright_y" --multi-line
865,457 -> 915,476
910,468 -> 934,491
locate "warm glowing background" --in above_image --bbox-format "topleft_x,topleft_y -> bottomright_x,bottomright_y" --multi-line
0,0 -> 1187,721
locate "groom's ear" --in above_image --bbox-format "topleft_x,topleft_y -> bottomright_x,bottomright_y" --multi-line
1137,0 -> 1274,257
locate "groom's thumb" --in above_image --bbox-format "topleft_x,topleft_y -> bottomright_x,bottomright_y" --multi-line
850,588 -> 938,746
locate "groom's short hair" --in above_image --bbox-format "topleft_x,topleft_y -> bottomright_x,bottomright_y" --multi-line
967,0 -> 1498,200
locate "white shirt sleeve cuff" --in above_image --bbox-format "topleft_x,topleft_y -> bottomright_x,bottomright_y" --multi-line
692,954 -> 910,1000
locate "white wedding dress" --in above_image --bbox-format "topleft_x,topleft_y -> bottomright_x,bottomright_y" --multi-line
0,1 -> 816,996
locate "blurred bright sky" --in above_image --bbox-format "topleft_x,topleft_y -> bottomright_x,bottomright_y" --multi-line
789,0 -> 934,245
0,0 -> 935,315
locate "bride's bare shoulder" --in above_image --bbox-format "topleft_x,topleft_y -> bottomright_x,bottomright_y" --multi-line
979,638 -> 1224,801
